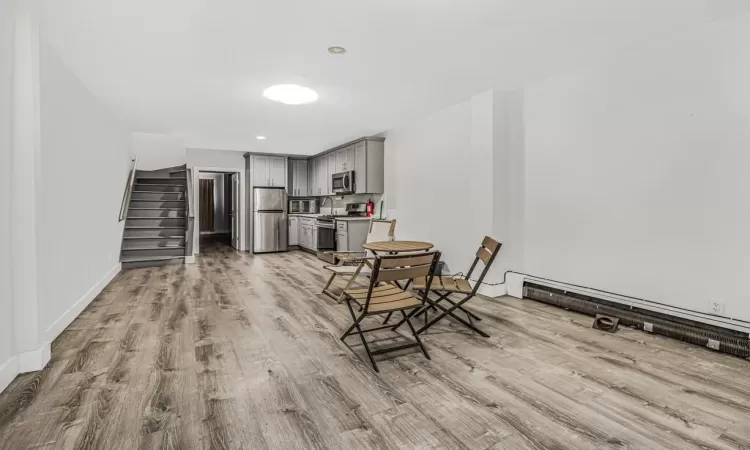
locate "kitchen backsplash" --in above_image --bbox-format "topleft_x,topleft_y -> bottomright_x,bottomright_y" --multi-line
317,193 -> 385,217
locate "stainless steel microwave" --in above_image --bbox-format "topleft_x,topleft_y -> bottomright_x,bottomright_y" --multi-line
332,171 -> 354,194
289,198 -> 318,214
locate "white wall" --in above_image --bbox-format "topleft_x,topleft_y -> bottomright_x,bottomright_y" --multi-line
522,11 -> 750,321
384,11 -> 750,321
132,132 -> 185,170
37,42 -> 131,337
385,94 -> 498,277
187,148 -> 246,171
0,0 -> 16,380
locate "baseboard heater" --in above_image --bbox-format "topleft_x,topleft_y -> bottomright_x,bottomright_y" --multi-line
523,282 -> 750,359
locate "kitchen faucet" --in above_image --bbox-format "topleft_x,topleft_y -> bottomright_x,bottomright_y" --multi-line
321,197 -> 335,216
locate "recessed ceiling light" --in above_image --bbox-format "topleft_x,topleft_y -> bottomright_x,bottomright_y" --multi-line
328,46 -> 346,55
256,136 -> 266,140
263,84 -> 318,105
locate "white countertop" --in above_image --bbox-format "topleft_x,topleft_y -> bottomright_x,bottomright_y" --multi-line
287,213 -> 371,221
288,213 -> 322,218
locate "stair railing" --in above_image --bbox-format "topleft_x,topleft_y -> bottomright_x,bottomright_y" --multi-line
119,154 -> 138,222
185,167 -> 195,257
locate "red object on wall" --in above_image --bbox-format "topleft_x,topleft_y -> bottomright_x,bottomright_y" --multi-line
366,199 -> 374,217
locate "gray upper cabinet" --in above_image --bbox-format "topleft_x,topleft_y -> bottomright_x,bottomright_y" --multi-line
335,145 -> 355,173
317,156 -> 327,195
288,159 -> 308,197
246,137 -> 382,195
327,153 -> 336,194
346,146 -> 356,172
252,155 -> 270,186
354,139 -> 384,194
269,156 -> 286,187
252,154 -> 287,187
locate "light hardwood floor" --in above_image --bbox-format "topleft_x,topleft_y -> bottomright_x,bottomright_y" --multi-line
1,241 -> 749,449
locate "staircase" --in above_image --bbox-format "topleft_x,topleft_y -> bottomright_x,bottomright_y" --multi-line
121,165 -> 190,268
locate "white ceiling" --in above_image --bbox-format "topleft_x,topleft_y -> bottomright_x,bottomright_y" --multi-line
41,0 -> 750,155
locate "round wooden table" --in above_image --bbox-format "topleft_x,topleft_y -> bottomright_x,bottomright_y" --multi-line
362,240 -> 434,254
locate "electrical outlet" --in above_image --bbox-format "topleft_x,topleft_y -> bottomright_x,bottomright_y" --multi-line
710,301 -> 725,315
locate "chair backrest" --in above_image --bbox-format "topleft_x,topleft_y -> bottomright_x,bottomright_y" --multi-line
363,219 -> 397,256
366,219 -> 396,243
465,236 -> 502,295
363,251 -> 441,313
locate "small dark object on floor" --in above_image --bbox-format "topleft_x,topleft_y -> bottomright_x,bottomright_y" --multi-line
593,314 -> 620,333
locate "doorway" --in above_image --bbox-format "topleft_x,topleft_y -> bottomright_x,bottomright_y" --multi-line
193,167 -> 245,255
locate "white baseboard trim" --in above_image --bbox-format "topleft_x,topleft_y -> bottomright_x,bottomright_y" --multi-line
44,263 -> 121,343
0,356 -> 19,393
19,343 -> 51,373
185,255 -> 195,264
506,273 -> 525,298
478,283 -> 508,298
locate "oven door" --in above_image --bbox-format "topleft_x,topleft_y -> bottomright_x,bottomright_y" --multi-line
317,226 -> 336,251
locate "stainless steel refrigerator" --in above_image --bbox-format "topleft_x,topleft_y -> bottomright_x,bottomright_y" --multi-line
253,187 -> 287,253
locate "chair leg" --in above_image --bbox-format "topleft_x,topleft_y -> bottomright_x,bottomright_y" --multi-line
382,312 -> 393,324
342,300 -> 379,372
390,305 -> 425,331
402,310 -> 430,360
322,272 -> 339,301
416,295 -> 490,337
336,263 -> 364,304
340,299 -> 360,338
439,295 -> 483,322
413,292 -> 451,319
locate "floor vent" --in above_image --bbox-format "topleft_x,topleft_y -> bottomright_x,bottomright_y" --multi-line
523,282 -> 750,359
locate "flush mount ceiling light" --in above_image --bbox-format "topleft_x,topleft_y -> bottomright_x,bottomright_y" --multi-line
328,46 -> 347,55
256,136 -> 266,140
263,84 -> 318,105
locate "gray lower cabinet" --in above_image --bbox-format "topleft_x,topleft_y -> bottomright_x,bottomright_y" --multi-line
288,217 -> 299,246
336,231 -> 348,251
335,220 -> 369,252
299,217 -> 317,250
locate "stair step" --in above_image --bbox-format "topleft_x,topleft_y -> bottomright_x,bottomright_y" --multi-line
124,227 -> 185,238
131,192 -> 185,201
133,184 -> 186,193
130,201 -> 185,209
122,247 -> 186,258
123,245 -> 184,251
126,218 -> 186,227
125,226 -> 185,229
135,177 -> 187,185
122,237 -> 185,249
128,209 -> 186,218
123,235 -> 185,239
121,255 -> 184,269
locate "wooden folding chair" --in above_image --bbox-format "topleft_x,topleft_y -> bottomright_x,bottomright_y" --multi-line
392,236 -> 501,337
340,251 -> 441,372
322,219 -> 397,302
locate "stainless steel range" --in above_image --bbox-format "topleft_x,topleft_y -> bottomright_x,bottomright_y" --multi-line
316,215 -> 337,263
